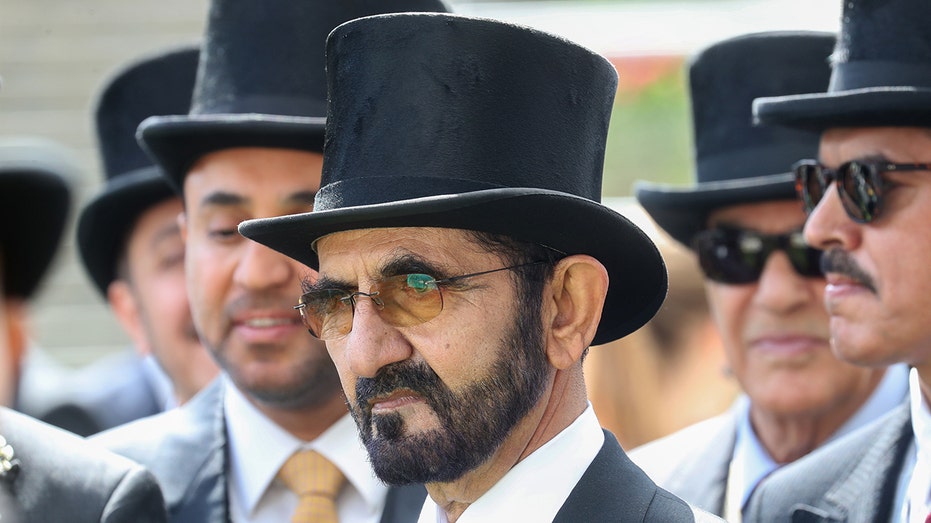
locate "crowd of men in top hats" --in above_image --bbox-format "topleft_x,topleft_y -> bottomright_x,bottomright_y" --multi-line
2,0 -> 931,520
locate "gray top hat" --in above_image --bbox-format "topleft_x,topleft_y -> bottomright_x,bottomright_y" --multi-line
636,31 -> 834,246
77,45 -> 198,296
0,138 -> 76,299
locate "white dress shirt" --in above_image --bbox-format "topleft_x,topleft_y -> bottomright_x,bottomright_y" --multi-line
900,367 -> 931,523
726,363 -> 910,520
223,377 -> 389,523
417,404 -> 604,523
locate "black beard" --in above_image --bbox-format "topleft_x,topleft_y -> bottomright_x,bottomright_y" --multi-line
349,305 -> 550,485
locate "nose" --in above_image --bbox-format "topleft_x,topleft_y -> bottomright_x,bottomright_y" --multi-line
234,239 -> 296,291
342,299 -> 413,378
803,185 -> 862,252
752,250 -> 813,313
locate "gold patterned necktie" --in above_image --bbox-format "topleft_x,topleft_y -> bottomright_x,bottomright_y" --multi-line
277,450 -> 346,523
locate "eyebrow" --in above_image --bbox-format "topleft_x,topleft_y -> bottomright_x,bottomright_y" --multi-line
149,221 -> 182,250
304,252 -> 451,294
198,189 -> 317,210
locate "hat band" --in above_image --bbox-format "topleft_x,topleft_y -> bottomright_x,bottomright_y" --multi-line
830,60 -> 931,91
696,140 -> 819,184
192,94 -> 327,118
314,176 -> 508,211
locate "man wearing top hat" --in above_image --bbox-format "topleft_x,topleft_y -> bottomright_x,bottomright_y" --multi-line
43,46 -> 220,438
94,1 -> 450,522
631,31 -> 908,521
743,0 -> 931,521
0,138 -> 168,523
241,13 -> 720,523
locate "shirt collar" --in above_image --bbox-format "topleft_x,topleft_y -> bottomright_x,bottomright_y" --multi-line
732,397 -> 779,509
418,404 -> 604,523
909,366 -> 931,466
223,377 -> 388,518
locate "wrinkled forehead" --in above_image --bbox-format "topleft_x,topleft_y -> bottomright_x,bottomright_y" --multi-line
315,227 -> 491,280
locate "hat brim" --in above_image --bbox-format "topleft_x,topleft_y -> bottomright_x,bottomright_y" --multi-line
240,188 -> 667,345
138,113 -> 326,192
77,167 -> 177,296
0,170 -> 71,299
635,173 -> 799,247
753,87 -> 931,131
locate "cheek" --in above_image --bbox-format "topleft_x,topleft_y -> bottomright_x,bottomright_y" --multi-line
705,285 -> 753,368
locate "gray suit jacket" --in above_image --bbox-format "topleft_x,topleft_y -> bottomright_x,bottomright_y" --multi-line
0,407 -> 167,523
629,408 -> 738,516
93,378 -> 426,523
554,430 -> 723,522
744,402 -> 912,523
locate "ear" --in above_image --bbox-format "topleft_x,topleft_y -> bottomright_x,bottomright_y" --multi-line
178,211 -> 188,244
107,280 -> 151,356
544,254 -> 608,370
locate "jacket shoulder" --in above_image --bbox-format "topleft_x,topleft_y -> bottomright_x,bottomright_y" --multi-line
0,407 -> 167,523
628,410 -> 735,485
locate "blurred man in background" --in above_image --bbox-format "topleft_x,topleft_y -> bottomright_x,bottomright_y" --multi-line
633,31 -> 907,521
0,137 -> 167,522
41,45 -> 220,437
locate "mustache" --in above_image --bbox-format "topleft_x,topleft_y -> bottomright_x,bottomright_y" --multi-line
820,249 -> 876,293
355,361 -> 444,412
223,292 -> 301,318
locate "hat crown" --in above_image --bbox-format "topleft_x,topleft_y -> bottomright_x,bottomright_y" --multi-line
690,32 -> 833,183
192,0 -> 451,118
318,13 -> 617,209
829,0 -> 931,91
96,46 -> 198,180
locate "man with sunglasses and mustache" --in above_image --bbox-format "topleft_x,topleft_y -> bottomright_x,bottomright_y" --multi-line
634,31 -> 907,521
745,0 -> 931,521
241,12 -> 719,523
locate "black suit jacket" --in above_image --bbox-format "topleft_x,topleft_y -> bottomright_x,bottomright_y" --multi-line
93,378 -> 425,523
744,401 -> 912,523
555,430 -> 722,522
0,407 -> 167,522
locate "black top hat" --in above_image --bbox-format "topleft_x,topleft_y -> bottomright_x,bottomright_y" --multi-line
138,0 -> 451,192
240,13 -> 667,346
635,32 -> 834,247
0,138 -> 75,299
755,0 -> 931,129
77,46 -> 199,297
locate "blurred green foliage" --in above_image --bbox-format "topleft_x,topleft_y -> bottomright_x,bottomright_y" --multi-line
602,66 -> 694,196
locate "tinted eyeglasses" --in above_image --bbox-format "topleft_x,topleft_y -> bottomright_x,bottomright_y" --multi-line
793,159 -> 931,223
693,227 -> 822,284
295,261 -> 546,341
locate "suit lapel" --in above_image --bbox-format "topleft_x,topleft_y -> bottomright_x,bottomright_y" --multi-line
792,403 -> 912,522
555,430 -> 664,523
666,410 -> 737,515
154,380 -> 230,523
379,484 -> 428,523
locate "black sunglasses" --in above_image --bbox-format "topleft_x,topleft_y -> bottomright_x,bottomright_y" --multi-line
793,159 -> 931,223
693,226 -> 823,284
